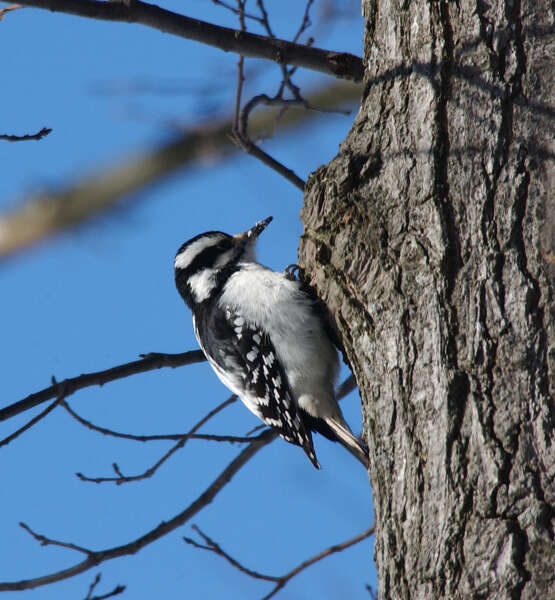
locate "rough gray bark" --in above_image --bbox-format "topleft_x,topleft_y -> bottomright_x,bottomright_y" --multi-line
298,1 -> 553,598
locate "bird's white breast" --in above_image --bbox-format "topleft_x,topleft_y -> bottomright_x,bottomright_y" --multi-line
218,263 -> 339,418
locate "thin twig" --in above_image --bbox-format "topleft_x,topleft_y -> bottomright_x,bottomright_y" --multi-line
19,522 -> 92,555
0,127 -> 52,142
0,4 -> 24,21
184,525 -> 280,582
229,0 -> 345,190
255,0 -> 274,37
211,0 -> 263,24
233,0 -> 247,131
336,374 -> 357,399
84,573 -> 125,600
291,0 -> 315,44
0,430 -> 276,591
61,399 -> 255,444
243,423 -> 267,437
365,583 -> 378,600
89,584 -> 125,600
255,0 -> 312,108
76,396 -> 238,484
85,574 -> 102,600
254,0 -> 301,108
238,94 -> 306,136
14,0 -> 363,81
0,82 -> 361,261
261,526 -> 374,600
230,132 -> 305,190
229,1 -> 306,190
0,396 -> 62,448
184,523 -> 374,600
0,350 -> 206,423
234,55 -> 246,130
63,372 -> 355,445
238,75 -> 348,139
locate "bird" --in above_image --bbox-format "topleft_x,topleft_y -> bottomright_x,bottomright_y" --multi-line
174,216 -> 368,469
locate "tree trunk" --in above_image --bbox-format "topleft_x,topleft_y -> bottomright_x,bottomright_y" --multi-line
298,1 -> 553,598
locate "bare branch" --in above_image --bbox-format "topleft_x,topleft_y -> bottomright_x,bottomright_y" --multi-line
238,94 -> 304,136
253,1 -> 316,113
336,374 -> 357,399
232,0 -> 247,132
75,396 -> 237,485
365,583 -> 378,600
260,525 -> 374,600
0,430 -> 276,591
212,0 -> 263,24
0,350 -> 205,423
184,523 -> 374,600
92,584 -> 125,600
255,0 -> 274,37
234,55 -> 246,130
60,372 -> 355,448
61,398 -> 255,444
1,369 -> 358,590
15,0 -> 363,81
243,423 -> 267,437
231,132 -> 305,190
0,81 -> 361,261
0,127 -> 52,142
227,0 -> 306,189
0,4 -> 23,20
228,2 -> 333,191
85,573 -> 101,600
0,397 -> 61,448
253,1 -> 303,113
84,573 -> 125,600
291,0 -> 315,44
184,524 -> 280,582
19,522 -> 92,555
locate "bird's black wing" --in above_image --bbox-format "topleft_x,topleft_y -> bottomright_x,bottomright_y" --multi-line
194,304 -> 320,469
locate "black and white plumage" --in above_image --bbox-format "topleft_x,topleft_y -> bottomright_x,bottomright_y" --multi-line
174,217 -> 369,469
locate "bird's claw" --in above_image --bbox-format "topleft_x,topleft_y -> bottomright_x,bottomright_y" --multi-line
284,264 -> 305,281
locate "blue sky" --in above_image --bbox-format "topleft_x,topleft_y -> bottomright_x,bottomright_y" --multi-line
1,2 -> 376,598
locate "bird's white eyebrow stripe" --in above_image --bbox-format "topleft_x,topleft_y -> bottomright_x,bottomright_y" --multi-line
174,236 -> 219,270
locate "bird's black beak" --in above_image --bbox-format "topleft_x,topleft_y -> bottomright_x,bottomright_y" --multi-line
234,216 -> 273,243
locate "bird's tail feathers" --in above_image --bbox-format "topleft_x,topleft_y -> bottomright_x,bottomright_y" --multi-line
324,417 -> 369,469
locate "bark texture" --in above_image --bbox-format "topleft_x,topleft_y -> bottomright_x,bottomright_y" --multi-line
298,1 -> 553,598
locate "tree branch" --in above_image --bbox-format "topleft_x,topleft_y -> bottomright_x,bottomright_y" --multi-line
212,0 -> 264,25
230,132 -> 305,191
0,350 -> 205,423
0,4 -> 23,20
227,0 -> 315,190
183,523 -> 374,600
19,522 -> 92,555
0,127 -> 52,142
15,0 -> 363,81
60,372 -> 356,447
0,81 -> 361,261
0,397 -> 62,447
84,573 -> 125,600
260,525 -> 374,600
0,429 -> 276,591
61,398 -> 255,444
290,0 -> 314,44
75,396 -> 238,485
184,524 -> 280,582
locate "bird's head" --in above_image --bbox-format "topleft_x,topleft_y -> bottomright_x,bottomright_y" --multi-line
174,216 -> 273,308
